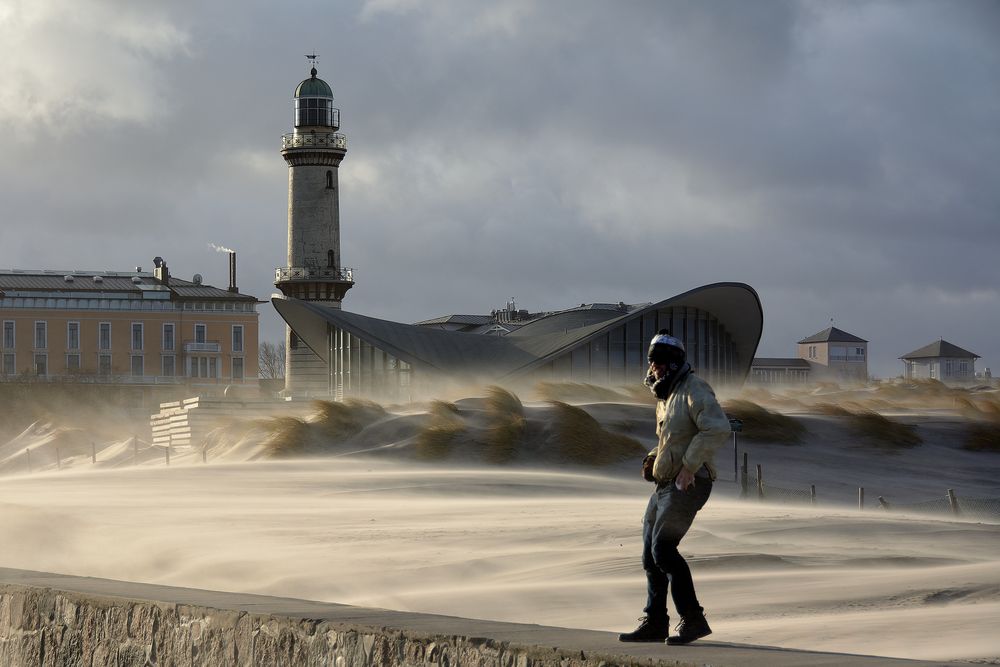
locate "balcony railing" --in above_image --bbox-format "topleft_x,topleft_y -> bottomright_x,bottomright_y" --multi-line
183,341 -> 221,353
829,355 -> 866,362
281,132 -> 347,150
275,266 -> 355,283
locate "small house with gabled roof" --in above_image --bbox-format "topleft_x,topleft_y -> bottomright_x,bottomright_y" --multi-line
797,326 -> 868,382
900,339 -> 979,383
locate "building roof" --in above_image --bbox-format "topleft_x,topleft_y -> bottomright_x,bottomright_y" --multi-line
273,282 -> 764,382
295,69 -> 333,98
413,314 -> 494,327
797,326 -> 867,344
752,358 -> 812,369
0,269 -> 258,302
900,339 -> 980,360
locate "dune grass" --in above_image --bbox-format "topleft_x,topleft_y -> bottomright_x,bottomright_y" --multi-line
845,410 -> 922,450
310,399 -> 386,440
259,416 -> 312,457
963,423 -> 1000,453
548,401 -> 647,465
721,399 -> 806,445
813,403 -> 852,416
415,401 -> 466,460
482,386 -> 526,463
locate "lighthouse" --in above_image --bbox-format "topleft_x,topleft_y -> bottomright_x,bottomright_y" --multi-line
274,57 -> 353,395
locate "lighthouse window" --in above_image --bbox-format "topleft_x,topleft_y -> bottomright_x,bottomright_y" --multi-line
295,97 -> 335,127
326,171 -> 333,188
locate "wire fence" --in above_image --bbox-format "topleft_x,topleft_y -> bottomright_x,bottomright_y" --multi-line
734,449 -> 1000,523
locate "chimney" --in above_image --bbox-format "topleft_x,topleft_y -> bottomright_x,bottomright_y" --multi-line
228,251 -> 237,292
153,256 -> 170,285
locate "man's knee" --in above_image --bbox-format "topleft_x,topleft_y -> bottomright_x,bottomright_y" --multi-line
650,540 -> 682,573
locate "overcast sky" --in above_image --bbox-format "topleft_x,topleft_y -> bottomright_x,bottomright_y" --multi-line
1,0 -> 997,379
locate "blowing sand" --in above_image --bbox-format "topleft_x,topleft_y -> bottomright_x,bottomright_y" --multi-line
2,382 -> 1000,662
0,458 -> 997,662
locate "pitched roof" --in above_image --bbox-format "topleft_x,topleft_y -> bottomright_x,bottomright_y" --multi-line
900,340 -> 980,360
0,270 -> 258,301
797,326 -> 867,344
752,358 -> 812,369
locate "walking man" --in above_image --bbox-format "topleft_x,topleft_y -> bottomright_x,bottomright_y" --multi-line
619,330 -> 730,645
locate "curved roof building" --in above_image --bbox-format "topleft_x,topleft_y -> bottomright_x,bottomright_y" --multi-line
273,282 -> 763,399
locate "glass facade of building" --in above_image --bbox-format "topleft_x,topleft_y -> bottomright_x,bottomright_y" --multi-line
323,305 -> 741,399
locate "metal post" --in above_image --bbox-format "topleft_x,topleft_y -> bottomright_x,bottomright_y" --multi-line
810,484 -> 816,506
91,441 -> 97,464
733,431 -> 738,482
756,463 -> 764,500
165,445 -> 170,466
56,448 -> 62,470
947,489 -> 960,516
202,448 -> 208,464
859,487 -> 865,511
740,452 -> 748,498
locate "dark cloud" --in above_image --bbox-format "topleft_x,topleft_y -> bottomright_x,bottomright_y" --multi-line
1,0 -> 997,378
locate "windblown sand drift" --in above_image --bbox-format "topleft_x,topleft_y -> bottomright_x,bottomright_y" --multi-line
0,459 -> 997,662
1,380 -> 999,662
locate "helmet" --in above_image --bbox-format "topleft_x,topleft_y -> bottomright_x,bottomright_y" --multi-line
647,329 -> 686,367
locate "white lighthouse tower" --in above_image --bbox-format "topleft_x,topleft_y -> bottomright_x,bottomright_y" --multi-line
274,57 -> 353,395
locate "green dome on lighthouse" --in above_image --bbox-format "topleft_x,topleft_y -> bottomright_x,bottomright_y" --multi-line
295,67 -> 333,98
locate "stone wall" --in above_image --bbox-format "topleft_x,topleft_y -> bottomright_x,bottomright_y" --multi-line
0,584 -> 674,667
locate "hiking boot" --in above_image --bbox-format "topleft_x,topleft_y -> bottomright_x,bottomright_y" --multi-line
618,615 -> 669,642
667,613 -> 712,645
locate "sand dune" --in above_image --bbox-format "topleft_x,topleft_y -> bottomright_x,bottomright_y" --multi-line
2,384 -> 999,661
0,458 -> 997,662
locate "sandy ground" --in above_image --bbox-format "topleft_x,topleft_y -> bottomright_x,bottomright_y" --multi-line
0,457 -> 998,663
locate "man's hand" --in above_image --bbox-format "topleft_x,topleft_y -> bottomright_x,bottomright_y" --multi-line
642,455 -> 656,482
674,466 -> 695,491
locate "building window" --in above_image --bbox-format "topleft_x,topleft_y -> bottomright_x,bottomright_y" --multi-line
162,355 -> 175,377
232,357 -> 244,380
67,322 -> 80,350
34,321 -> 47,349
99,354 -> 112,376
99,322 -> 111,350
195,324 -> 206,344
131,323 -> 143,351
2,321 -> 13,349
2,353 -> 14,375
66,354 -> 81,371
131,355 -> 144,377
232,325 -> 244,353
209,357 -> 217,378
163,323 -> 175,351
326,170 -> 333,188
34,353 -> 47,376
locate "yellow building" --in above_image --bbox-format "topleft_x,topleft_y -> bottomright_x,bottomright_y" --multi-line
0,257 -> 260,395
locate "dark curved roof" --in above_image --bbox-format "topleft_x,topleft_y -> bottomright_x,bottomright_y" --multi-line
273,282 -> 763,382
295,69 -> 333,98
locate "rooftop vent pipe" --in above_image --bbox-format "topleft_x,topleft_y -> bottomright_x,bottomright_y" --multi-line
227,252 -> 237,293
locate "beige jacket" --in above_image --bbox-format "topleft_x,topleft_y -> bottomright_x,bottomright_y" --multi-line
649,372 -> 730,483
